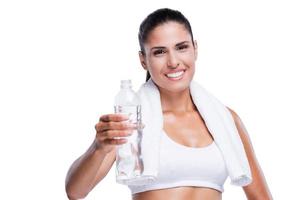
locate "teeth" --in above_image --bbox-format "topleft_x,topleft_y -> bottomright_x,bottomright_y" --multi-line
166,71 -> 184,78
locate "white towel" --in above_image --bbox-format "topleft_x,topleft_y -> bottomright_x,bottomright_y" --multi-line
136,78 -> 252,186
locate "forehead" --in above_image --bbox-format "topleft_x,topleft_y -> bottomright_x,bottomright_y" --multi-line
145,21 -> 192,47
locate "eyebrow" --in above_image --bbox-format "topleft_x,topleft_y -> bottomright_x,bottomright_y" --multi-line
150,41 -> 190,51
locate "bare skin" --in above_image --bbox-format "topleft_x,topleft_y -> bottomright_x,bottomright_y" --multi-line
65,95 -> 272,199
133,95 -> 222,200
132,90 -> 272,200
132,82 -> 222,200
65,21 -> 272,199
65,114 -> 136,199
137,21 -> 272,199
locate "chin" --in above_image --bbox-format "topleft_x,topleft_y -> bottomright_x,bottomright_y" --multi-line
168,84 -> 190,93
158,80 -> 192,94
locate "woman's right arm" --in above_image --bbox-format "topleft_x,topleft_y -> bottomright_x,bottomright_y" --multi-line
65,114 -> 135,199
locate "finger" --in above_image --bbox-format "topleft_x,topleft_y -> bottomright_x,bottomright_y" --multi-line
100,114 -> 129,122
96,121 -> 136,132
103,130 -> 133,139
104,138 -> 128,145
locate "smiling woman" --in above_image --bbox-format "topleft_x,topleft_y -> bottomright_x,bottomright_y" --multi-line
65,8 -> 273,200
139,21 -> 197,93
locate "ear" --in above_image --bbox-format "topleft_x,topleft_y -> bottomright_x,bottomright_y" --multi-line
139,51 -> 148,70
194,40 -> 198,60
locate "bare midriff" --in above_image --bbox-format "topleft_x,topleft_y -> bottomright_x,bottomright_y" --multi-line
132,186 -> 222,200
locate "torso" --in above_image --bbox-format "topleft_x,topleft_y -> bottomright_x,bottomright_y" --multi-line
163,109 -> 214,149
132,109 -> 222,200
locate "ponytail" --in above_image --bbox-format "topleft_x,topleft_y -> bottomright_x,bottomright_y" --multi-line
145,71 -> 151,82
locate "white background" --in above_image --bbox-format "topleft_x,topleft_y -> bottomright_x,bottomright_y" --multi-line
0,0 -> 299,199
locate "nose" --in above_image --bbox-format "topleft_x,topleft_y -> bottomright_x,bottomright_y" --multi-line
167,51 -> 179,69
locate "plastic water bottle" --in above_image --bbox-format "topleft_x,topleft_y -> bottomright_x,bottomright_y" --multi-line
114,80 -> 150,185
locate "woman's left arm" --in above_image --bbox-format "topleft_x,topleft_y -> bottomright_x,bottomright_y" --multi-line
227,107 -> 273,200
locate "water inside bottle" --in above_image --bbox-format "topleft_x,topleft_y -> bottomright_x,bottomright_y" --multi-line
114,105 -> 148,185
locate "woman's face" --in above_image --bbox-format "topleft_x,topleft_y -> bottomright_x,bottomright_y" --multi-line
140,21 -> 198,94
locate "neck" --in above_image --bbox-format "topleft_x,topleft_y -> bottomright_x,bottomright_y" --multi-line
159,87 -> 196,113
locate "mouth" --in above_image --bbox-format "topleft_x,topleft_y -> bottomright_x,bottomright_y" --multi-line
165,70 -> 185,81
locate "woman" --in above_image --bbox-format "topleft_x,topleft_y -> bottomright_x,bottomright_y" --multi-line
65,8 -> 272,200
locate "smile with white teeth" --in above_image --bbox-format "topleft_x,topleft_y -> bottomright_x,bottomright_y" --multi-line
166,70 -> 185,78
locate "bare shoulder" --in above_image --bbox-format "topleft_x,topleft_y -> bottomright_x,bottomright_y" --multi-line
226,107 -> 273,200
226,107 -> 244,131
226,107 -> 259,151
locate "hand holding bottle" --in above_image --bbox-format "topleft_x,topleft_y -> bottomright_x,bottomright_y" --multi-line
94,114 -> 136,154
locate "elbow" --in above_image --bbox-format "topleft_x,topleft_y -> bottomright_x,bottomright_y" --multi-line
66,189 -> 88,200
66,192 -> 79,200
65,171 -> 90,199
66,193 -> 86,200
65,183 -> 89,200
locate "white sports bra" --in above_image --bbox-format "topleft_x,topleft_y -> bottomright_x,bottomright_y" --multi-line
128,130 -> 228,194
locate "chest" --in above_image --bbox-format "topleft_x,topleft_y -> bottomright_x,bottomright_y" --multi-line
163,110 -> 214,148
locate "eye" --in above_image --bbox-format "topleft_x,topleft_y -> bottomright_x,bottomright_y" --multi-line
153,49 -> 166,56
177,44 -> 189,51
